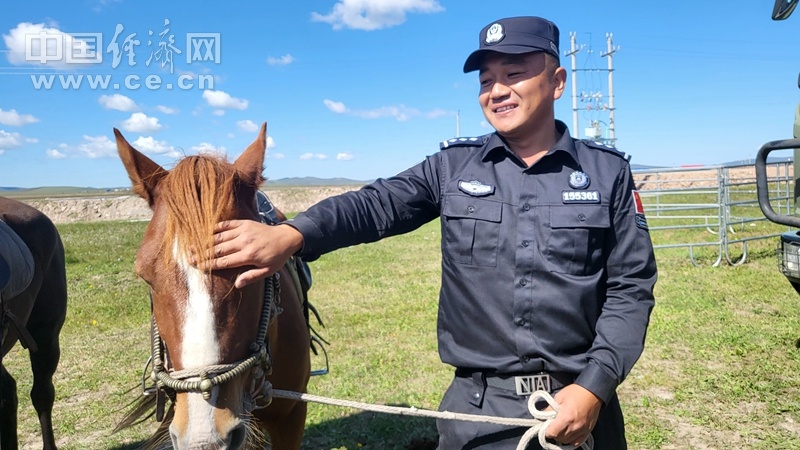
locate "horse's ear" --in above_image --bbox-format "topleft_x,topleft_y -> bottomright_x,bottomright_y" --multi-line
233,122 -> 266,187
114,128 -> 168,207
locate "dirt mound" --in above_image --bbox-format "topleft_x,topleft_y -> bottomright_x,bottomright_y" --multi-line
21,186 -> 363,224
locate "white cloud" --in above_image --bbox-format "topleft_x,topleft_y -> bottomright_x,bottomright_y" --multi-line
76,135 -> 116,158
202,90 -> 249,110
299,152 -> 328,160
46,148 -> 66,159
25,137 -> 39,143
324,99 -> 445,122
98,94 -> 138,112
311,0 -> 444,30
336,152 -> 354,160
324,99 -> 348,114
121,112 -> 163,133
3,22 -> 100,68
213,109 -> 225,116
237,119 -> 259,132
156,105 -> 178,114
267,54 -> 295,66
355,105 -> 419,121
131,136 -> 180,158
191,142 -> 227,157
266,136 -> 276,149
0,130 -> 22,151
0,108 -> 39,126
427,108 -> 447,118
270,152 -> 285,159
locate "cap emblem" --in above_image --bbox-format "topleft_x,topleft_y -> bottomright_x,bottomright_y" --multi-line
485,23 -> 505,45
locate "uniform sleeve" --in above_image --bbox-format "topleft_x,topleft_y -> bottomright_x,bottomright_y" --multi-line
287,154 -> 443,261
574,164 -> 657,404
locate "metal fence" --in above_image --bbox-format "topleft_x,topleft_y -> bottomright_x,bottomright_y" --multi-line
635,161 -> 794,266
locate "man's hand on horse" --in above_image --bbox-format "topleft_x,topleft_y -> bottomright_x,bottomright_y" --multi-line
544,383 -> 602,447
195,220 -> 304,288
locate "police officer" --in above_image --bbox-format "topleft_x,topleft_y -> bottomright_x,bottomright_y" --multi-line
203,15 -> 657,450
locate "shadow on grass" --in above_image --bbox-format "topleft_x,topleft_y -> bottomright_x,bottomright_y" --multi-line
109,443 -> 148,450
106,410 -> 439,450
303,408 -> 438,450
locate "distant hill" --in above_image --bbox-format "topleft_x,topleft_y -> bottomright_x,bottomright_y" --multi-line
0,178 -> 369,197
264,177 -> 370,186
631,164 -> 664,171
0,186 -> 126,198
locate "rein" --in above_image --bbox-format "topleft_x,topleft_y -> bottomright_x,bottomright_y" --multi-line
146,273 -> 280,417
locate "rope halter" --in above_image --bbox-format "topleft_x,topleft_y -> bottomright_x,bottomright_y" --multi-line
148,273 -> 280,409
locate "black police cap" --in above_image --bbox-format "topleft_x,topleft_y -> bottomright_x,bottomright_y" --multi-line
463,16 -> 560,73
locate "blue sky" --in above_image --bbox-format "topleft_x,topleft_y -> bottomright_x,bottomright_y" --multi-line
1,0 -> 798,188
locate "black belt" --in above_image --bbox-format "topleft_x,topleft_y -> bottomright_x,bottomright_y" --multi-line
455,368 -> 574,396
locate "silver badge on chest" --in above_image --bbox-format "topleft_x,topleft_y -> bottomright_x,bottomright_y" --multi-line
458,180 -> 495,196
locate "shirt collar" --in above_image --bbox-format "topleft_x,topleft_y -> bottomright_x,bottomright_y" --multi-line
482,120 -> 580,166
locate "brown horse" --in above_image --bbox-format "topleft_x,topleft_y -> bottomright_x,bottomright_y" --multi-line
114,123 -> 311,450
0,196 -> 67,450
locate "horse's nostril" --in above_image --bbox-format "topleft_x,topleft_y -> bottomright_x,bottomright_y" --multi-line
169,430 -> 181,450
228,424 -> 247,450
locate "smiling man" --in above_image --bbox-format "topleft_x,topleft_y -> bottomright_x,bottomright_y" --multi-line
204,15 -> 657,450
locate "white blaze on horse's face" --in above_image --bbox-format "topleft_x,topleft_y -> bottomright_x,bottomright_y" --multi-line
169,243 -> 246,449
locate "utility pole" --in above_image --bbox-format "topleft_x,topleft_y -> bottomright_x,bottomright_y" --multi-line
567,31 -> 619,146
601,33 -> 619,146
565,32 -> 583,134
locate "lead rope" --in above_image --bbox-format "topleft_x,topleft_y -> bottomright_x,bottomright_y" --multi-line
271,389 -> 593,450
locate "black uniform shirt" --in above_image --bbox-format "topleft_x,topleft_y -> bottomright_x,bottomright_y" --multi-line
289,120 -> 657,403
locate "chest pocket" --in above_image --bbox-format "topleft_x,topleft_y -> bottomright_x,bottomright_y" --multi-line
442,195 -> 502,267
543,205 -> 610,275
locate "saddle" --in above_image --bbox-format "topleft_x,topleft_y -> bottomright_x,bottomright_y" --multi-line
256,191 -> 328,375
0,254 -> 9,294
0,219 -> 38,352
0,219 -> 34,299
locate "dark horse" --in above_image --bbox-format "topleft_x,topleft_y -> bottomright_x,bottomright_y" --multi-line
114,123 -> 311,449
0,196 -> 68,450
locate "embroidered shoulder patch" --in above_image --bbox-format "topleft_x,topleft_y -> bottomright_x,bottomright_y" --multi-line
581,140 -> 631,162
440,135 -> 488,150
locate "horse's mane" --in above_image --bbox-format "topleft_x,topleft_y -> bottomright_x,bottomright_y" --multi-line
160,154 -> 237,266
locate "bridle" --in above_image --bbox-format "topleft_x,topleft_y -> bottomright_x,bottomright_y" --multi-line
144,273 -> 280,421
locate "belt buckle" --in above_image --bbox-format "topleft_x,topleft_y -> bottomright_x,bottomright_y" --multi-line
514,373 -> 551,395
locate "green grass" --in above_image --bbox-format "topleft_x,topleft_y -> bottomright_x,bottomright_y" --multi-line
4,214 -> 800,449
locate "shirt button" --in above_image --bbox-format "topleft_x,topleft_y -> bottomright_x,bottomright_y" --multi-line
467,205 -> 475,213
472,391 -> 481,400
578,213 -> 586,222
521,356 -> 530,363
516,318 -> 526,326
520,280 -> 527,286
522,240 -> 529,247
522,204 -> 531,211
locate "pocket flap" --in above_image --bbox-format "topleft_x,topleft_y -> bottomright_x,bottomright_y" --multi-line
443,195 -> 502,222
550,205 -> 609,229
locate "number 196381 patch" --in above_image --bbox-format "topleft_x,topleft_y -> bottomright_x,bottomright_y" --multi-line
562,190 -> 600,204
